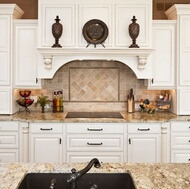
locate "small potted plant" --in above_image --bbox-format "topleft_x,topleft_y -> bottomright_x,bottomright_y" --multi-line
35,93 -> 50,113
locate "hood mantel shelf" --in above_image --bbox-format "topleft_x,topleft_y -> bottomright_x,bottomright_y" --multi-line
38,48 -> 153,70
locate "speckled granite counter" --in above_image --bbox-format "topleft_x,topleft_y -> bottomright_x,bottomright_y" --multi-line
1,111 -> 190,123
1,162 -> 190,189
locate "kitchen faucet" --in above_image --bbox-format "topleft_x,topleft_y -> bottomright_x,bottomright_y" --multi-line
67,158 -> 101,189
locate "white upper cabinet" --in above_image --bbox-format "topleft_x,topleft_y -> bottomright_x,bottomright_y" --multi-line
166,5 -> 190,115
0,4 -> 23,115
0,5 -> 23,86
14,20 -> 41,88
178,15 -> 190,86
38,0 -> 152,48
146,20 -> 176,89
0,15 -> 11,86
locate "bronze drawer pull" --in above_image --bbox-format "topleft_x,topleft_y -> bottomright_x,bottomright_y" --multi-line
87,128 -> 103,131
138,128 -> 150,131
87,142 -> 103,145
40,128 -> 53,131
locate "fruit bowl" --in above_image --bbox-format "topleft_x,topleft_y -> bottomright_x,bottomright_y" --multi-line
16,99 -> 34,107
19,90 -> 31,98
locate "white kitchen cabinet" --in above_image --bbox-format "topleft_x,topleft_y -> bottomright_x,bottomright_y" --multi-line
166,5 -> 190,115
145,20 -> 176,89
0,88 -> 11,114
0,15 -> 11,86
128,123 -> 161,163
29,123 -> 64,163
0,149 -> 19,162
171,122 -> 190,163
37,0 -> 153,80
178,89 -> 190,115
177,12 -> 190,115
0,5 -> 23,114
66,123 -> 124,163
67,152 -> 123,163
0,121 -> 19,162
14,20 -> 41,88
178,15 -> 190,87
38,0 -> 152,48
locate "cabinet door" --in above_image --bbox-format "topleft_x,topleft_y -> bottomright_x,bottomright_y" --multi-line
179,16 -> 190,86
171,150 -> 190,163
148,21 -> 176,89
178,89 -> 190,115
128,135 -> 160,163
30,135 -> 62,163
0,149 -> 19,162
0,88 -> 11,114
0,15 -> 11,86
14,20 -> 41,88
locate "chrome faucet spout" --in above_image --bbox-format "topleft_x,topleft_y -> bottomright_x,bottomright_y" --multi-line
67,158 -> 101,189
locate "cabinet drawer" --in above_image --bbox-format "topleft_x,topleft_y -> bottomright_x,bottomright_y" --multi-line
67,152 -> 123,163
0,132 -> 19,148
66,123 -> 124,134
128,123 -> 160,133
30,123 -> 63,133
171,150 -> 190,163
171,122 -> 190,132
0,122 -> 18,131
171,133 -> 190,149
0,149 -> 19,162
67,135 -> 123,151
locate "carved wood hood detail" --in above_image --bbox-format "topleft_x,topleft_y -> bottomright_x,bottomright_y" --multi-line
37,0 -> 153,79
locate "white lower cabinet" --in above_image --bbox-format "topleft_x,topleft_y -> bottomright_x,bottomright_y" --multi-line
178,89 -> 190,115
67,152 -> 123,163
0,121 -> 19,162
27,122 -> 165,163
171,122 -> 190,163
29,123 -> 63,163
0,88 -> 11,114
127,123 -> 161,163
66,123 -> 124,163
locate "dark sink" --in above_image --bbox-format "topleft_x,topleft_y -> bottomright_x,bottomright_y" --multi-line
18,173 -> 136,189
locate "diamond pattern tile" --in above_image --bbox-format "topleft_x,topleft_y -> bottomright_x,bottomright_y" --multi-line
70,68 -> 119,101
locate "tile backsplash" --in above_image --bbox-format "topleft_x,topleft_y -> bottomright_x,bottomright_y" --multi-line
32,60 -> 160,112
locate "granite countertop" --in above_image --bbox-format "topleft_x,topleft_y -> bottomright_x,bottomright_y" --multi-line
1,162 -> 190,189
1,111 -> 190,123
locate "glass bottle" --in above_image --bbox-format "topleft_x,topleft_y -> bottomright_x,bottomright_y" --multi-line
53,91 -> 57,112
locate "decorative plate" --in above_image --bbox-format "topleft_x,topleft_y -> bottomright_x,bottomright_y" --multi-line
82,19 -> 109,47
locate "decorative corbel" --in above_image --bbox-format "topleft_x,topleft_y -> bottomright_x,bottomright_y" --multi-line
44,56 -> 53,69
138,56 -> 147,70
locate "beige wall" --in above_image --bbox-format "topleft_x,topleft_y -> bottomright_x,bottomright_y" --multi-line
0,0 -> 38,19
1,0 -> 190,19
